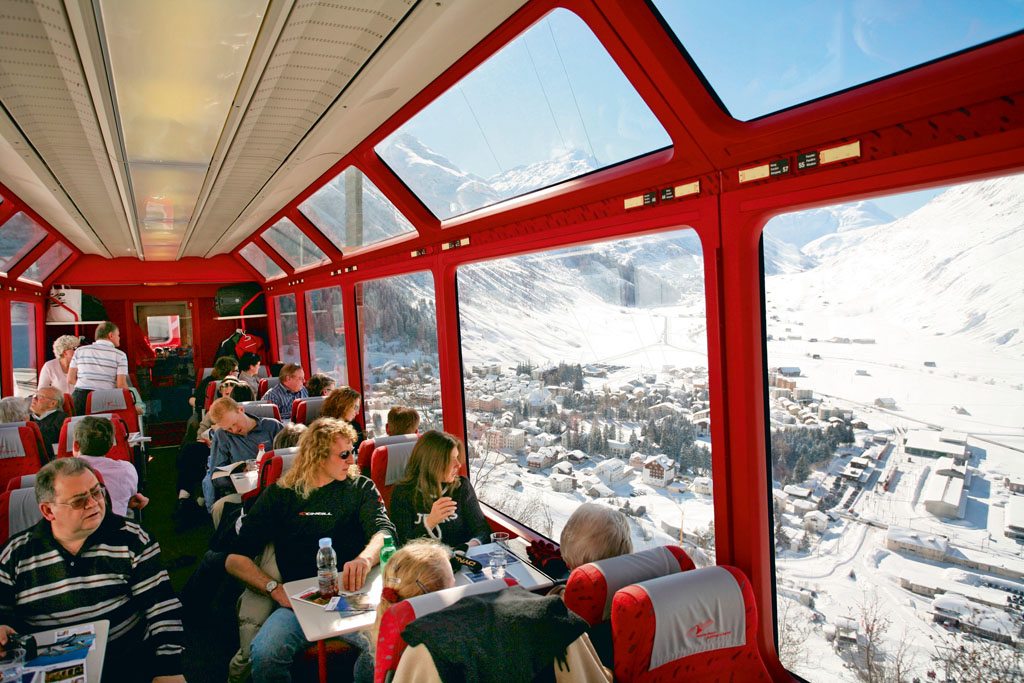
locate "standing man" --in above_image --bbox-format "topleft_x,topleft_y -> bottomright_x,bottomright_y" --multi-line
67,321 -> 128,416
28,386 -> 67,457
261,363 -> 307,421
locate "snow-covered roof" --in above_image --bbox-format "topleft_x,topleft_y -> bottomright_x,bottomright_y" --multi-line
1006,495 -> 1024,531
905,430 -> 966,457
804,510 -> 828,522
886,527 -> 949,554
922,469 -> 966,509
644,454 -> 675,469
783,484 -> 812,498
931,594 -> 1016,636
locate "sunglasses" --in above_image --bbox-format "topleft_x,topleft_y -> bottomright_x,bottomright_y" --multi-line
337,449 -> 355,460
54,484 -> 106,511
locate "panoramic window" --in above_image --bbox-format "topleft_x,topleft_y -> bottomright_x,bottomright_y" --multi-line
764,174 -> 1024,681
274,293 -> 300,366
305,286 -> 347,384
9,301 -> 37,397
376,8 -> 671,220
457,229 -> 713,552
262,217 -> 328,271
0,212 -> 48,276
299,167 -> 416,251
651,0 -> 1024,121
356,272 -> 442,438
239,242 -> 285,280
18,242 -> 72,285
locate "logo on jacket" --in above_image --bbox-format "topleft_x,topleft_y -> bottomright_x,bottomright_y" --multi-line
298,511 -> 332,516
687,619 -> 732,640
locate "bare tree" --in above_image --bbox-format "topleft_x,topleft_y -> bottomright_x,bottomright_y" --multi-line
469,444 -> 504,489
776,597 -> 811,672
932,630 -> 1024,682
498,492 -> 554,537
855,591 -> 892,683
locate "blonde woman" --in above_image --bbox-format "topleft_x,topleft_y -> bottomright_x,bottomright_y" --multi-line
388,431 -> 490,549
226,417 -> 396,683
38,334 -> 80,395
353,540 -> 455,683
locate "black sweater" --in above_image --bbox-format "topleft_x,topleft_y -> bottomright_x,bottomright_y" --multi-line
388,476 -> 491,548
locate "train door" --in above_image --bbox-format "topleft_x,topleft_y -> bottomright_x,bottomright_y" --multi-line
134,302 -> 195,424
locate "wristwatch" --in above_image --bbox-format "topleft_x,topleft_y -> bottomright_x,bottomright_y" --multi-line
265,579 -> 279,595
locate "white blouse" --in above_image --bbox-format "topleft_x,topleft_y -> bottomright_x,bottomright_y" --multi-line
38,357 -> 71,395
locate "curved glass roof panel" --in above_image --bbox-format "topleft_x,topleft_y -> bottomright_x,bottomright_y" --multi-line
263,217 -> 329,271
651,0 -> 1024,121
239,242 -> 286,280
18,241 -> 72,285
0,212 -> 48,276
299,167 -> 416,251
376,8 -> 671,221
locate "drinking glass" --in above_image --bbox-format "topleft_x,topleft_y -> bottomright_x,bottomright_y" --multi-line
0,647 -> 25,683
489,532 -> 510,578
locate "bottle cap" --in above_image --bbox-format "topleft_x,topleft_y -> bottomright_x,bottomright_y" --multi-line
319,537 -> 332,548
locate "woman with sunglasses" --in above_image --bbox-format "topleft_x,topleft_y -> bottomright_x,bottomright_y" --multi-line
226,417 -> 396,682
388,430 -> 490,550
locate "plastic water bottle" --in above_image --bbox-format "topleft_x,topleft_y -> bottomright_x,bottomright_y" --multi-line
317,537 -> 338,597
380,533 -> 396,568
256,443 -> 266,462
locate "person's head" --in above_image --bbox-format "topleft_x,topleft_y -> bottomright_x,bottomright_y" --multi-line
371,540 -> 455,649
212,356 -> 239,380
0,396 -> 30,423
278,363 -> 305,392
400,431 -> 463,507
209,397 -> 253,435
218,378 -> 242,399
95,321 -> 120,346
306,373 -> 336,398
36,458 -> 106,541
273,422 -> 307,450
29,387 -> 62,417
52,334 -> 80,362
559,504 -> 633,570
386,406 -> 420,436
322,386 -> 361,422
73,416 -> 114,457
279,417 -> 358,498
230,383 -> 255,403
238,352 -> 262,376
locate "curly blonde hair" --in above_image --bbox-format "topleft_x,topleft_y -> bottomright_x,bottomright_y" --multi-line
370,540 -> 454,650
52,334 -> 80,358
279,417 -> 358,498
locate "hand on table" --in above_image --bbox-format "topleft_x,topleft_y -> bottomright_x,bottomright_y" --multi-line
270,584 -> 291,609
0,625 -> 16,655
341,556 -> 372,592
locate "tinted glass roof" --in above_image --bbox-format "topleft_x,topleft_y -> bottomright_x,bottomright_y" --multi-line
0,212 -> 48,276
239,242 -> 286,280
651,0 -> 1024,121
18,241 -> 72,285
263,217 -> 329,271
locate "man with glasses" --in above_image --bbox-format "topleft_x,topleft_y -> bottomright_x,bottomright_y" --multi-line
28,386 -> 67,458
0,459 -> 186,682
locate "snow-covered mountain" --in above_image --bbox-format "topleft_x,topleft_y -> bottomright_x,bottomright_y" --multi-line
763,201 -> 894,248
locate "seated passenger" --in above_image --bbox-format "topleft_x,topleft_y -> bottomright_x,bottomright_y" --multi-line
305,372 -> 335,397
73,415 -> 148,517
29,386 -> 67,455
322,386 -> 363,446
559,503 -> 633,571
386,406 -> 420,435
191,355 -> 237,416
237,352 -> 262,397
272,422 -> 306,450
261,363 -> 307,421
388,431 -> 490,549
228,379 -> 254,404
225,418 -> 396,682
353,539 -> 455,683
202,397 -> 283,512
0,459 -> 186,683
0,396 -> 29,423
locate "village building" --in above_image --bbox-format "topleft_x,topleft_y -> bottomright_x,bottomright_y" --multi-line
586,482 -> 614,498
485,427 -> 526,452
595,458 -> 631,485
629,452 -> 646,469
1004,495 -> 1024,541
526,448 -> 557,470
804,510 -> 828,532
874,397 -> 898,409
885,527 -> 949,562
904,430 -> 968,462
783,484 -> 812,499
607,439 -> 630,457
691,476 -> 713,496
642,454 -> 676,488
552,461 -> 573,476
930,594 -> 1016,644
549,473 -> 575,493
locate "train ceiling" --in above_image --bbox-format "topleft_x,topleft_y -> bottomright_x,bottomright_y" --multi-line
0,0 -> 525,261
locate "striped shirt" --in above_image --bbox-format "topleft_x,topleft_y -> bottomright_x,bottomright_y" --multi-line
69,340 -> 128,391
0,516 -> 185,678
262,383 -> 307,420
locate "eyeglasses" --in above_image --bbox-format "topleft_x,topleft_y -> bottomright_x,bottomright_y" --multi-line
29,394 -> 56,403
53,484 -> 106,511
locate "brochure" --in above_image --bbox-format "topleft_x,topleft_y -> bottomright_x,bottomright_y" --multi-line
22,624 -> 95,683
211,461 -> 250,480
291,587 -> 373,613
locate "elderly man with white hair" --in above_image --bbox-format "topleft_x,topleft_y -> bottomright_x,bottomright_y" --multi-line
37,334 -> 80,396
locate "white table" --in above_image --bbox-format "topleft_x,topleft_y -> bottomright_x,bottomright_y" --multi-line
29,619 -> 108,683
230,469 -> 258,495
465,542 -> 554,591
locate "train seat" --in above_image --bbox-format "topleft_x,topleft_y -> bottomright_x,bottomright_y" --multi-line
62,393 -> 74,416
0,487 -> 42,546
239,401 -> 282,421
242,447 -> 299,506
57,414 -> 132,463
86,388 -> 141,434
370,437 -> 420,509
256,365 -> 269,379
198,367 -> 214,386
611,565 -> 770,682
358,433 -> 418,467
0,421 -> 49,465
374,578 -> 515,683
0,425 -> 48,487
291,396 -> 325,425
5,474 -> 35,491
257,377 -> 280,399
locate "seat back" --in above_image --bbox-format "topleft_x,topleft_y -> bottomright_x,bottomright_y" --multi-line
62,393 -> 74,417
374,578 -> 515,683
86,388 -> 140,433
0,487 -> 42,546
611,565 -> 769,682
239,402 -> 281,421
198,367 -> 214,386
0,425 -> 46,487
357,433 -> 419,467
203,380 -> 221,411
5,474 -> 35,491
564,545 -> 695,626
57,414 -> 132,463
256,365 -> 270,379
242,447 -> 299,505
291,396 -> 326,426
257,377 -> 280,399
0,421 -> 50,466
369,436 -> 419,509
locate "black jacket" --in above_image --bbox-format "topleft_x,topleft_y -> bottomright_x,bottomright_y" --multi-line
388,476 -> 491,548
